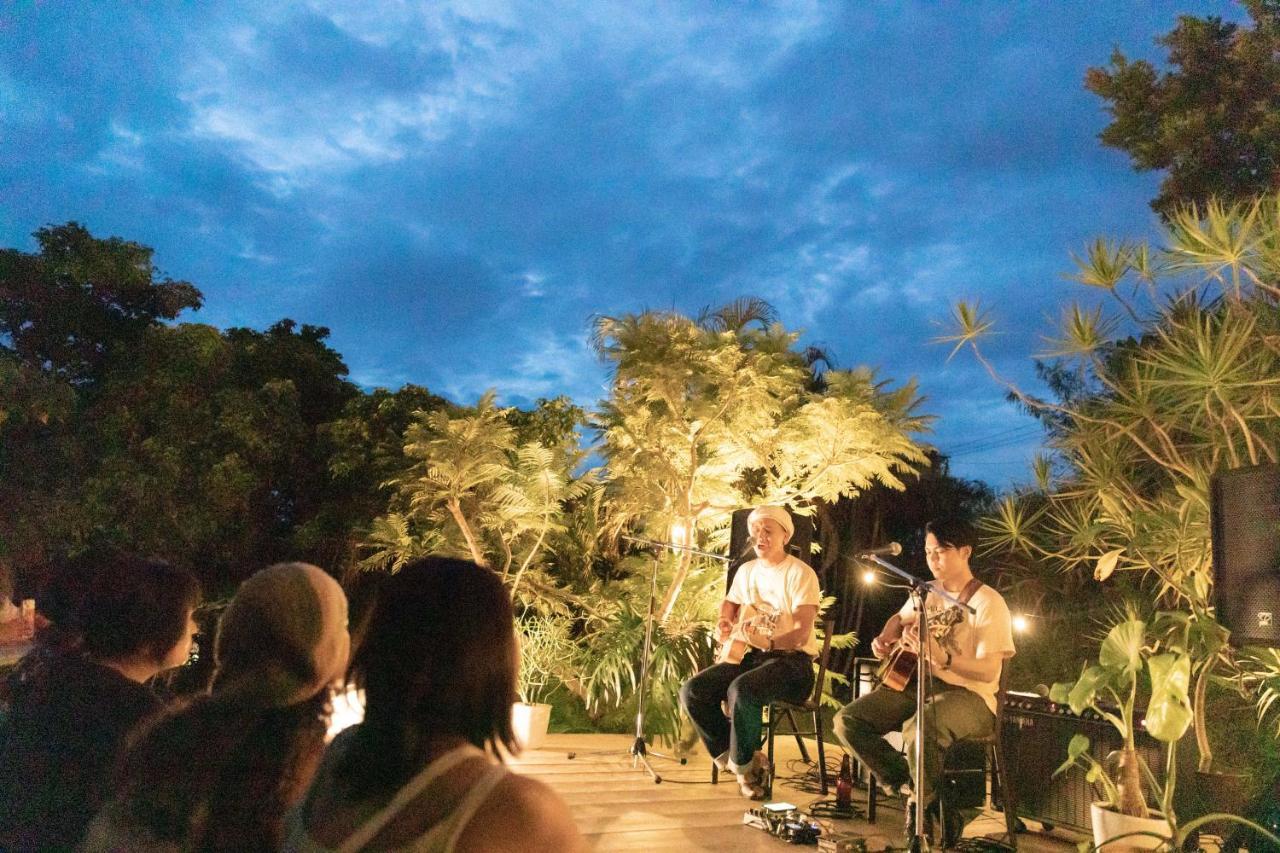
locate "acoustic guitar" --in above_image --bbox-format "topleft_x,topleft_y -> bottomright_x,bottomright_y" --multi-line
875,578 -> 983,692
716,603 -> 781,665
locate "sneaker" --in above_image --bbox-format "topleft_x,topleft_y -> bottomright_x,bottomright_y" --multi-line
737,774 -> 766,799
734,751 -> 770,799
878,779 -> 909,801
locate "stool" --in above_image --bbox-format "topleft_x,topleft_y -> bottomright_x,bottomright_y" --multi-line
865,671 -> 1019,850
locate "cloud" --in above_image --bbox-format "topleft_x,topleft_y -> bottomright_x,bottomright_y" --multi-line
1,0 -> 1247,487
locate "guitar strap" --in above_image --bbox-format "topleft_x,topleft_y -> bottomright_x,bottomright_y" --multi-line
926,576 -> 984,626
955,576 -> 984,608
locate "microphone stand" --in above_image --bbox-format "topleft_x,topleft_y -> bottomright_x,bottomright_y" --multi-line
862,554 -> 975,853
574,535 -> 726,783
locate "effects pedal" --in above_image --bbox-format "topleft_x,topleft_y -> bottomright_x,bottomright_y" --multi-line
742,802 -> 823,844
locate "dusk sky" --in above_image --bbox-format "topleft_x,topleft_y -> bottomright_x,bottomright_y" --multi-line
1,2 -> 1243,488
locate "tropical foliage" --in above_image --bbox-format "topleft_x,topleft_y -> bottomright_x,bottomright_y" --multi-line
593,301 -> 930,621
1051,613 -> 1192,822
942,197 -> 1280,820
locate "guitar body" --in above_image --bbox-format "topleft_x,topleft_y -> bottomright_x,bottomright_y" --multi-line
874,578 -> 984,691
716,603 -> 780,665
876,644 -> 918,692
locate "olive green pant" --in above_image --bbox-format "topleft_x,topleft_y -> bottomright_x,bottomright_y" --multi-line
832,678 -> 993,806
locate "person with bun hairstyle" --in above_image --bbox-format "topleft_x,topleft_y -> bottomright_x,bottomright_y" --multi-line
679,505 -> 822,799
284,556 -> 583,853
84,562 -> 350,852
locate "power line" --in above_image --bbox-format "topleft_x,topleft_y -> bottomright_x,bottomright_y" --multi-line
947,422 -> 1044,450
943,423 -> 1042,450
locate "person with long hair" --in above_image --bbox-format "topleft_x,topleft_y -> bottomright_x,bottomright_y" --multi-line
84,562 -> 351,852
284,556 -> 584,853
0,552 -> 201,852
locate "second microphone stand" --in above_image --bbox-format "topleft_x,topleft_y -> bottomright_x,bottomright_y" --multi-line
863,554 -> 975,853
591,535 -> 728,782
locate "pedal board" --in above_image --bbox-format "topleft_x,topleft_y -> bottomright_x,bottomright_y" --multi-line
742,803 -> 823,844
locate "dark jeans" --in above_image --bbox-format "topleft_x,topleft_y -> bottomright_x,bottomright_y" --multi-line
833,678 -> 993,806
679,650 -> 814,770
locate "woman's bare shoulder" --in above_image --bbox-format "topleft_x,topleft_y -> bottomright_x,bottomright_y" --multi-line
456,771 -> 586,852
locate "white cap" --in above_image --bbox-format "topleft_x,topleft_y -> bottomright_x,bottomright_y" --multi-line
747,506 -> 794,542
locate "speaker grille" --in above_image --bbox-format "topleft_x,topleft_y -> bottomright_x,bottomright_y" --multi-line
1211,463 -> 1280,647
1001,694 -> 1165,833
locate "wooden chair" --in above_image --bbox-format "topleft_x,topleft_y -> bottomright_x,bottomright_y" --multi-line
938,667 -> 1018,848
765,622 -> 835,797
710,622 -> 836,798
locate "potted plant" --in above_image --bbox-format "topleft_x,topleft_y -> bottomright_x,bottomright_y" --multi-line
512,614 -> 573,750
1051,613 -> 1188,849
1149,608 -> 1256,823
1052,612 -> 1280,851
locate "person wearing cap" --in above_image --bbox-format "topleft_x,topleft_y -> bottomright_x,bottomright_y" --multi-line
679,505 -> 821,799
83,562 -> 351,853
283,556 -> 584,853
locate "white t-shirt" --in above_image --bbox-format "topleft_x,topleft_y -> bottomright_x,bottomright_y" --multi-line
898,579 -> 1015,715
726,555 -> 822,656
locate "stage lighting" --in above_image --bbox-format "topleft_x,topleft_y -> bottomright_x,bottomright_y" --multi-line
1012,613 -> 1030,634
670,520 -> 690,548
861,569 -> 876,585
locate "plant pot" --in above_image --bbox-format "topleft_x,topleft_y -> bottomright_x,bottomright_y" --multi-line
1090,803 -> 1171,851
1189,769 -> 1251,816
511,701 -> 552,750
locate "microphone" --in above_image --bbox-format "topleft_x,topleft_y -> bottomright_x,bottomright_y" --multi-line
858,542 -> 902,559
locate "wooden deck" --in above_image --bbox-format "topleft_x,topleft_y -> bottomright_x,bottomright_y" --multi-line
510,733 -> 1084,852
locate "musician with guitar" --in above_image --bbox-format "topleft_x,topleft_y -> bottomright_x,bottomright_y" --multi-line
833,518 -> 1014,842
678,506 -> 821,799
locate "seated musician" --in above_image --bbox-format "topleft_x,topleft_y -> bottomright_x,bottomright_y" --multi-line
833,518 -> 1014,841
678,505 -> 820,799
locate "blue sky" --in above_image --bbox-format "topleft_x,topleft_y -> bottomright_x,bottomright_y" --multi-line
0,1 -> 1242,488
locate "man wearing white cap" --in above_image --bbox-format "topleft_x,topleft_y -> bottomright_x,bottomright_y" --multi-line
679,505 -> 821,799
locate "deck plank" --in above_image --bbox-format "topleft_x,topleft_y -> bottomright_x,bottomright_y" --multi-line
509,733 -> 1083,852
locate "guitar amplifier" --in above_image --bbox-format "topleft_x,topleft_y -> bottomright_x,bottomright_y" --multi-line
1001,692 -> 1165,833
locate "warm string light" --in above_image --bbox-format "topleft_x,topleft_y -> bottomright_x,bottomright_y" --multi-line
859,566 -> 1035,636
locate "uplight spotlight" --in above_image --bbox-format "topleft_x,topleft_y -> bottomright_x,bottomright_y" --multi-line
670,520 -> 690,548
1012,614 -> 1030,634
861,569 -> 876,585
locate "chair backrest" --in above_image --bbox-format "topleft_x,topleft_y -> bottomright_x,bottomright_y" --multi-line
805,620 -> 836,706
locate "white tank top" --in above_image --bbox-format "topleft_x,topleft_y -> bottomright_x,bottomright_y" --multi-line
283,741 -> 508,853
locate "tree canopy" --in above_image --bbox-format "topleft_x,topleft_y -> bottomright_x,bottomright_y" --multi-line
1086,1 -> 1280,217
592,305 -> 930,619
0,223 -> 202,386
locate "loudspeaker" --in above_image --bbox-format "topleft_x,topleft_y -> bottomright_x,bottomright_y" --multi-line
726,507 -> 814,591
1211,463 -> 1280,647
1001,693 -> 1166,833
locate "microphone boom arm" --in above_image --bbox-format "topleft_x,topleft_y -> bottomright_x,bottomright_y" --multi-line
621,535 -> 730,563
862,554 -> 975,615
